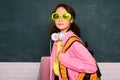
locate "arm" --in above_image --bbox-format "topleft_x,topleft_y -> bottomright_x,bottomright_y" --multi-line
59,41 -> 97,73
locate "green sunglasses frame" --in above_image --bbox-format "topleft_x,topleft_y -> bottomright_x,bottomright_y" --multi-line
51,12 -> 72,21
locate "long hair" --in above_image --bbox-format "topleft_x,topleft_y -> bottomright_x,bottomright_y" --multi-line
50,3 -> 81,37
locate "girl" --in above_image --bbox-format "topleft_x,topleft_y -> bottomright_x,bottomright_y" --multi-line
49,3 -> 97,80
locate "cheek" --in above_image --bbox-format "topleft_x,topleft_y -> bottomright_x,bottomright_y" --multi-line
55,21 -> 57,26
64,21 -> 71,27
55,21 -> 59,27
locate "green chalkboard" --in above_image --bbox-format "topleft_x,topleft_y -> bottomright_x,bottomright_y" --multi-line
0,0 -> 120,62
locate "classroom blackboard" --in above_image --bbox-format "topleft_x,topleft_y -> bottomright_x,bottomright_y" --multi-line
0,0 -> 120,62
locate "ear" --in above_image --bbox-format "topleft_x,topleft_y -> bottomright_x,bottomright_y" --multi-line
70,18 -> 74,23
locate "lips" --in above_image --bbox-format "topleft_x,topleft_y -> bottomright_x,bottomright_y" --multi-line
58,23 -> 64,25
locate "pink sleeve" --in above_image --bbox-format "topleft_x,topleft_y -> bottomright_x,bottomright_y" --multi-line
60,41 -> 97,73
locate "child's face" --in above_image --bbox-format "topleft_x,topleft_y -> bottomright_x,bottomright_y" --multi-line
55,7 -> 73,32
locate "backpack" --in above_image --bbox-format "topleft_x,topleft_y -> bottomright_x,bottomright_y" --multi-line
60,36 -> 102,80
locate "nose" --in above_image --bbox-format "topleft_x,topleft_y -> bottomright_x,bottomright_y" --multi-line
58,16 -> 63,22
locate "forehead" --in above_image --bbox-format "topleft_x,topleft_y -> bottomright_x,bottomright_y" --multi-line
55,7 -> 68,14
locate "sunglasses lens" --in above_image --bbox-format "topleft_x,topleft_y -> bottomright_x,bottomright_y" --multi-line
51,13 -> 71,21
63,13 -> 71,20
52,13 -> 59,20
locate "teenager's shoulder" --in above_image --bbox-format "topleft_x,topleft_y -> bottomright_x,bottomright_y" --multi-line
66,30 -> 77,38
62,30 -> 77,45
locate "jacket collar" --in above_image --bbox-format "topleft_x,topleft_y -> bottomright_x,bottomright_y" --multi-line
62,30 -> 76,46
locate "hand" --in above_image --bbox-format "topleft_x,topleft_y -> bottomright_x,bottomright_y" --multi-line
58,52 -> 65,62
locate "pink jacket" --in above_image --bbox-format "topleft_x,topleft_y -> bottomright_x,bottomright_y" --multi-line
50,31 -> 97,80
